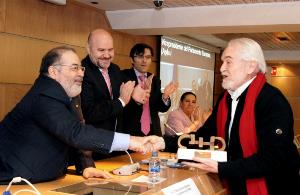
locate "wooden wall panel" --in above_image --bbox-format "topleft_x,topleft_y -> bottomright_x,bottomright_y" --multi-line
0,84 -> 5,120
135,36 -> 159,59
214,74 -> 223,96
268,63 -> 300,76
5,0 -> 48,39
113,55 -> 132,69
287,98 -> 300,135
294,119 -> 300,136
0,0 -> 5,32
268,64 -> 300,136
89,10 -> 111,31
0,33 -> 86,84
269,77 -> 300,97
5,0 -> 108,47
62,2 -> 90,46
0,33 -> 43,84
0,83 -> 31,121
112,31 -> 136,58
287,98 -> 300,119
43,3 -> 66,44
148,62 -> 158,75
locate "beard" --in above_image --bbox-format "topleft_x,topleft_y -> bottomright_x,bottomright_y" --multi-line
66,85 -> 82,98
96,58 -> 111,69
221,80 -> 234,91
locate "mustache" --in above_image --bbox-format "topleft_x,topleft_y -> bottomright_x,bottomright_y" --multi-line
98,57 -> 112,61
75,77 -> 83,82
96,60 -> 111,67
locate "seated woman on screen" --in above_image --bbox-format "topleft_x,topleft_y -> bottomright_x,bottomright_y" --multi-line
164,92 -> 211,136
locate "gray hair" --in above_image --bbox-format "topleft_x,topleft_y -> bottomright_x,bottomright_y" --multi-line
39,46 -> 76,74
227,38 -> 266,73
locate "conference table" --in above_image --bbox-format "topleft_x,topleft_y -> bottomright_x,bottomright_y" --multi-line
0,152 -> 226,195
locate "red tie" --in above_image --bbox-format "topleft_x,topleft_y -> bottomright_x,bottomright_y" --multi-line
139,75 -> 150,135
102,69 -> 112,98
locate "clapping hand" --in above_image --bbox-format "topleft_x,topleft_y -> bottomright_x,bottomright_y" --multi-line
128,135 -> 165,154
144,74 -> 154,91
132,84 -> 150,104
119,81 -> 135,105
192,106 -> 202,121
163,81 -> 178,100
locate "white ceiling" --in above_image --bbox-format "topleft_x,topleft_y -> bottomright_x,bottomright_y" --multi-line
75,0 -> 300,62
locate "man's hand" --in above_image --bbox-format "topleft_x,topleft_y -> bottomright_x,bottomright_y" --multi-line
145,135 -> 165,151
119,81 -> 135,105
132,84 -> 150,104
82,167 -> 113,179
128,135 -> 165,154
182,157 -> 218,173
163,81 -> 178,100
144,74 -> 154,90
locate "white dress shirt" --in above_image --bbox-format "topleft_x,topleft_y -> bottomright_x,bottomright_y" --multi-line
227,77 -> 256,144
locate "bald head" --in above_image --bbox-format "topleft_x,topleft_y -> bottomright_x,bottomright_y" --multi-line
87,29 -> 114,69
87,29 -> 113,46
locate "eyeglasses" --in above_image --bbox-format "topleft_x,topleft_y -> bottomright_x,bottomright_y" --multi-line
53,64 -> 85,72
134,54 -> 152,60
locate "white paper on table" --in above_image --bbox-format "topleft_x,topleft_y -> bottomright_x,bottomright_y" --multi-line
131,175 -> 166,184
161,178 -> 201,195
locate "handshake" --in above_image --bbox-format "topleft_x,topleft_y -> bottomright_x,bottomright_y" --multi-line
129,135 -> 165,154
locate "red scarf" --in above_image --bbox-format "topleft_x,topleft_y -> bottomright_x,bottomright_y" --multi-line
217,73 -> 268,195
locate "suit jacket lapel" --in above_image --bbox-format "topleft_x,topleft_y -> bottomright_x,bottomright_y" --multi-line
84,56 -> 111,98
95,66 -> 111,98
109,65 -> 118,99
129,68 -> 139,84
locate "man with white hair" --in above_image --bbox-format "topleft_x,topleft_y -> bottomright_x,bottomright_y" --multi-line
180,38 -> 299,195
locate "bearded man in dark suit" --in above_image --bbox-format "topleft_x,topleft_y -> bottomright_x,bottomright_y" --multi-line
0,46 -> 165,183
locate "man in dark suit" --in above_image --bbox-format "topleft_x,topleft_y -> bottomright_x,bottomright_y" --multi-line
81,29 -> 148,132
0,46 -> 165,183
175,38 -> 299,195
122,43 -> 178,136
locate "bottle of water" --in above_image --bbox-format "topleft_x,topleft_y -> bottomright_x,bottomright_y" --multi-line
148,151 -> 160,183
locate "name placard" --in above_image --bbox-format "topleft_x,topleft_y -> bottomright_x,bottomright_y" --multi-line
161,178 -> 201,195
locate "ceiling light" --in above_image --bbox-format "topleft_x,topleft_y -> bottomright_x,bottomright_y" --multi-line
275,32 -> 291,42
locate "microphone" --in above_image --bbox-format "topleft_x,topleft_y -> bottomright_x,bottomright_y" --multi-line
112,151 -> 140,176
164,123 -> 183,136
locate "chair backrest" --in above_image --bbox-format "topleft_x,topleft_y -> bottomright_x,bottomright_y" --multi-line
294,134 -> 300,151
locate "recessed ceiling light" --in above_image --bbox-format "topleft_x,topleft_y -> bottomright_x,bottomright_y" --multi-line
275,32 -> 291,42
277,36 -> 290,42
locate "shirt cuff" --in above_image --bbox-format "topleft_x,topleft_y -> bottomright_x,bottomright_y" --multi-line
118,98 -> 126,107
110,132 -> 130,152
162,96 -> 170,106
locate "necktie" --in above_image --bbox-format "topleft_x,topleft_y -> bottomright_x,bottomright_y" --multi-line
139,75 -> 151,135
102,69 -> 112,97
